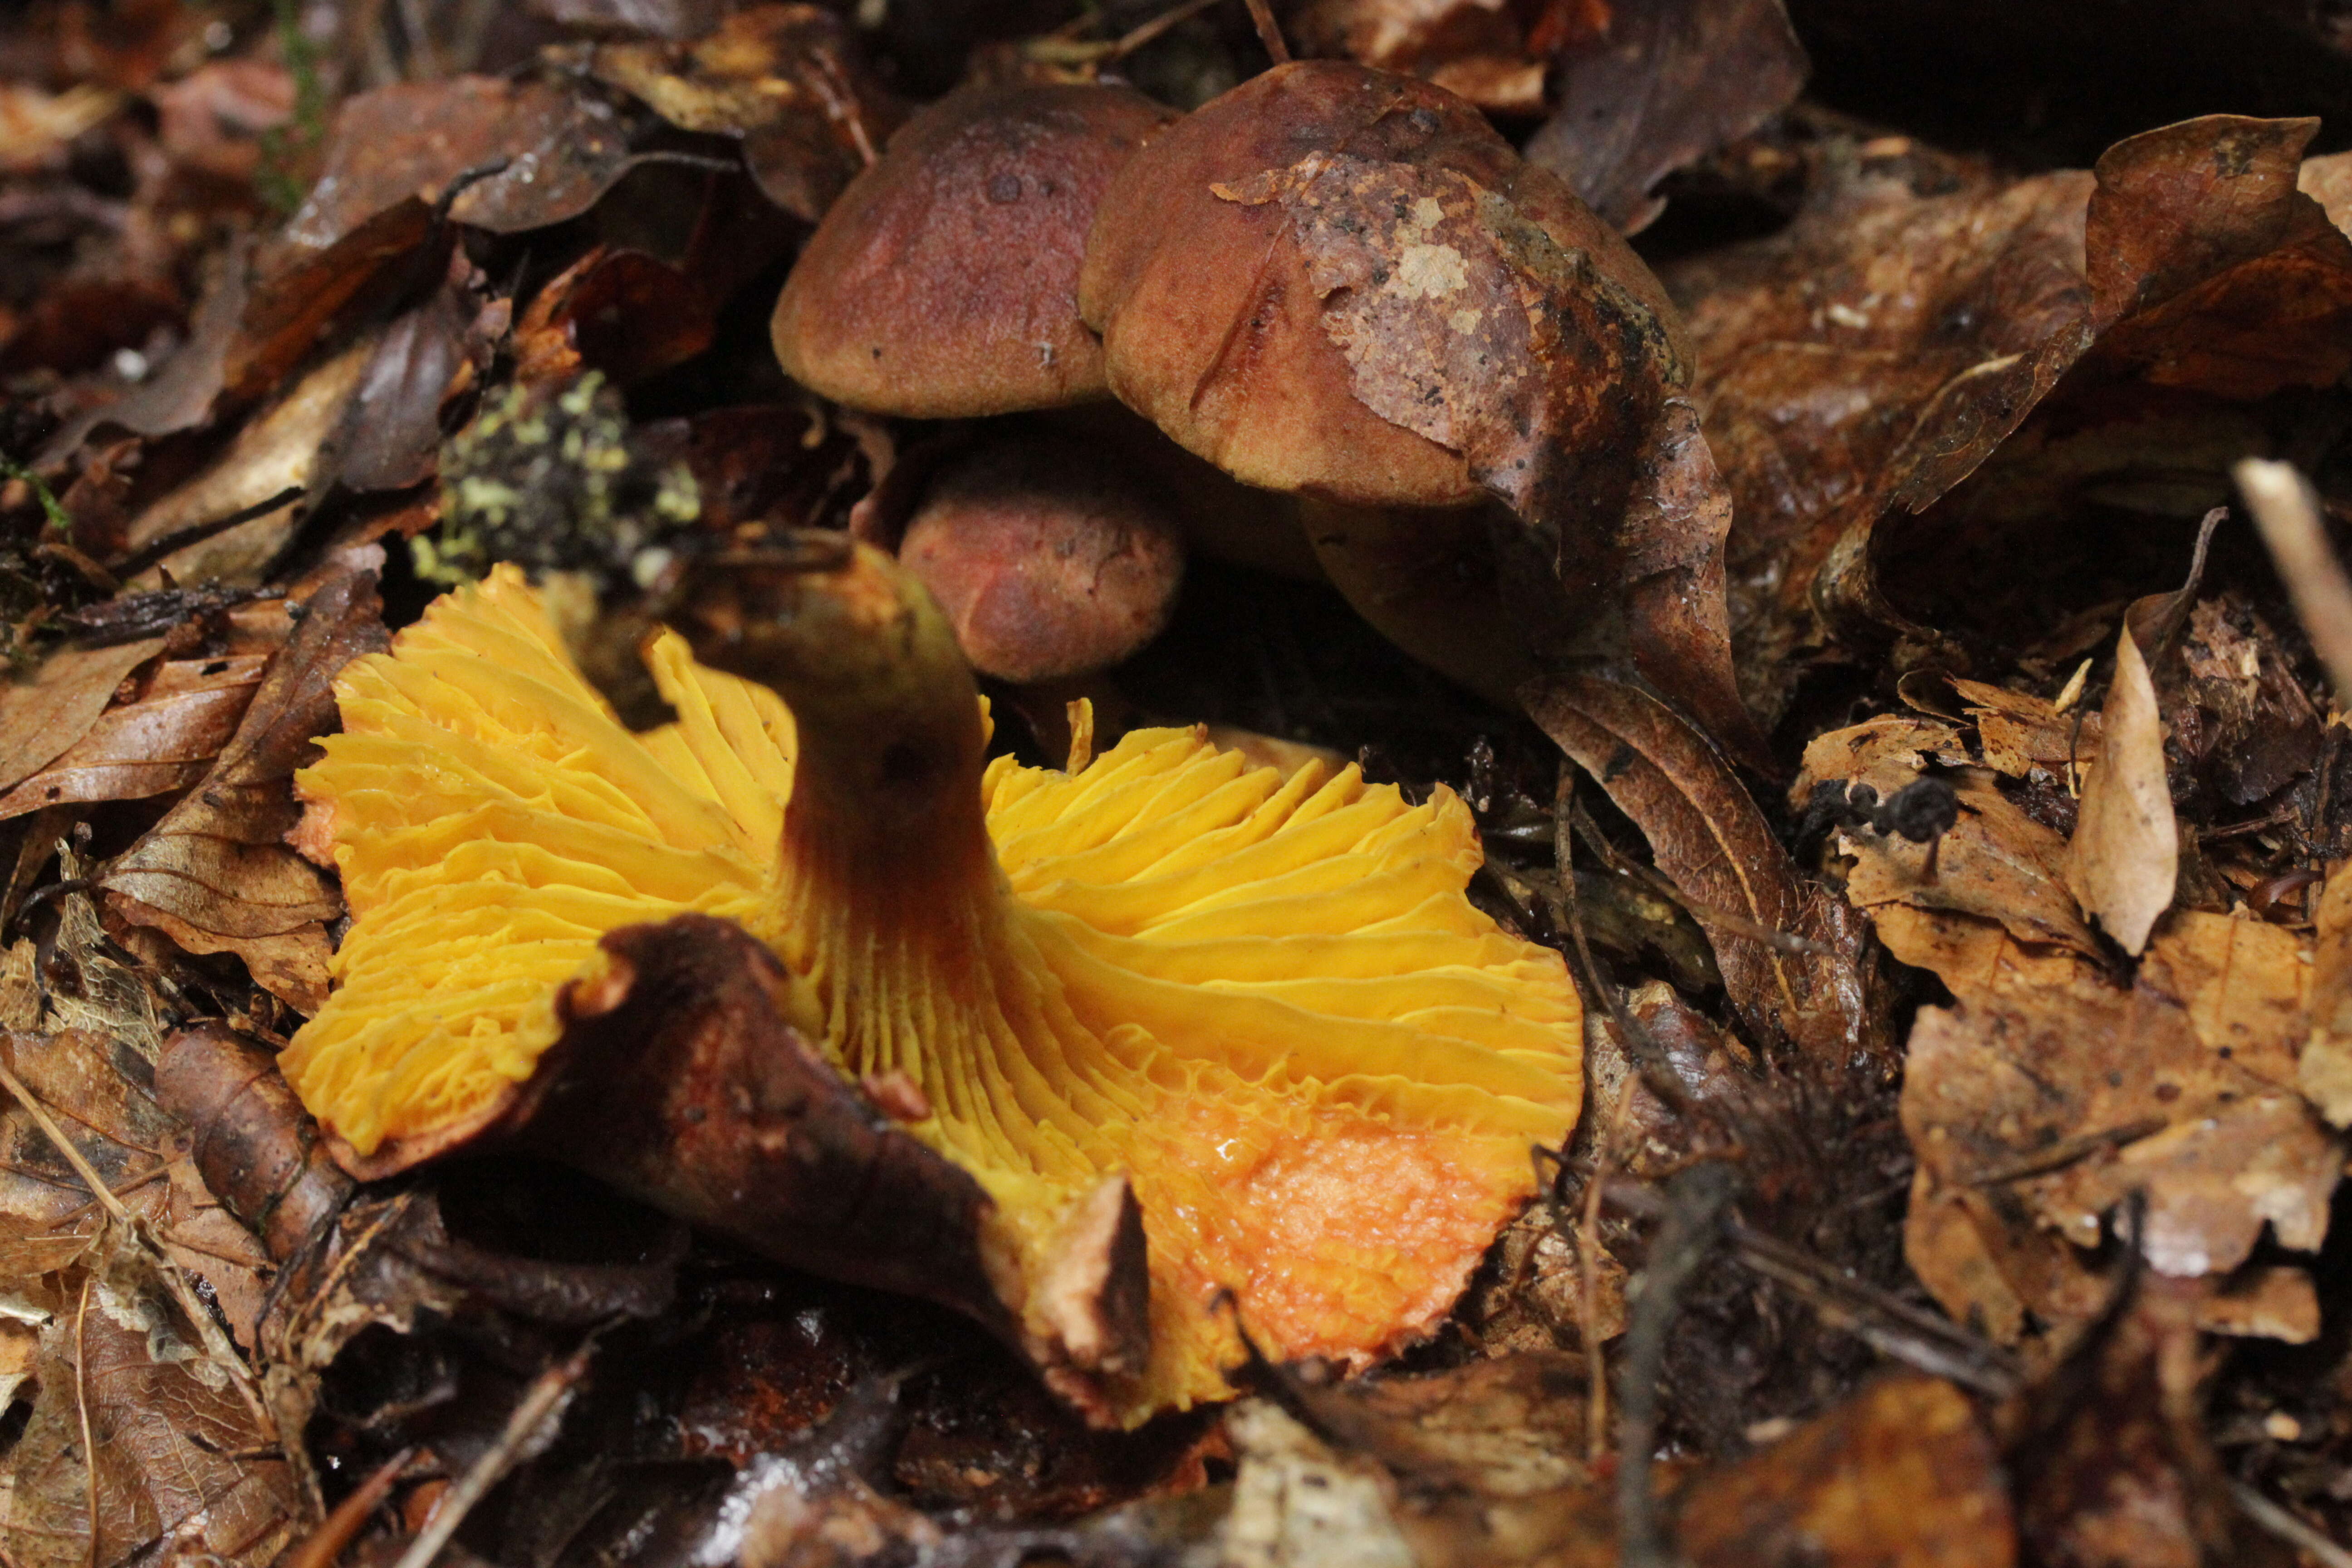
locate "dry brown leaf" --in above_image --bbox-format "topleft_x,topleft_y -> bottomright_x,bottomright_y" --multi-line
1896,908 -> 2337,1331
1945,678 -> 2098,784
100,564 -> 387,1012
2066,623 -> 2176,955
0,637 -> 169,796
1527,674 -> 1870,1062
1796,723 -> 2097,956
1671,116 -> 2352,723
0,652 -> 268,820
2197,1265 -> 2320,1344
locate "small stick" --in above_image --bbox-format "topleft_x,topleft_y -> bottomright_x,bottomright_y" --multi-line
1580,1078 -> 1638,1463
389,1344 -> 594,1568
2231,1481 -> 2352,1568
76,1274 -> 97,1568
1241,0 -> 1291,62
1109,0 -> 1225,59
281,1447 -> 415,1568
1617,1163 -> 1733,1568
2239,458 -> 2352,705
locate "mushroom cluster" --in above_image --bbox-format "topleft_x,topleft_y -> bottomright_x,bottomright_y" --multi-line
775,61 -> 1705,711
280,546 -> 1583,1422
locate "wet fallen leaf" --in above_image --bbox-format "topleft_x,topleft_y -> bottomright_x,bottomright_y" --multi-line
1525,0 -> 1809,233
101,560 -> 387,1012
2066,622 -> 2176,956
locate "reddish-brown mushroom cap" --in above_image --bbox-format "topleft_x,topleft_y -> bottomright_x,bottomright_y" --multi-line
895,430 -> 1186,683
1076,59 -> 1687,509
773,82 -> 1178,417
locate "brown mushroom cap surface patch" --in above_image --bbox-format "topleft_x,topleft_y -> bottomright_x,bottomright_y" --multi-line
1077,60 -> 1686,515
773,82 -> 1178,417
897,431 -> 1186,682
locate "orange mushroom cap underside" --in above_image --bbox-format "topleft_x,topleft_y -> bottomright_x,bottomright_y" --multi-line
282,566 -> 1583,1421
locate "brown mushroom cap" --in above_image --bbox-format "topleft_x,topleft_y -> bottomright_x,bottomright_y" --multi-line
1076,60 -> 1686,508
896,430 -> 1186,683
773,83 -> 1178,417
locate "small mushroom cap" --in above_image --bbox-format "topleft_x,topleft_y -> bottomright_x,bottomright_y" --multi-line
897,431 -> 1186,683
1077,60 -> 1684,507
773,83 -> 1178,417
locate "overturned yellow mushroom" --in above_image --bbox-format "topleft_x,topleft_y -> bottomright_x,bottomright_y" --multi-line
282,549 -> 1582,1421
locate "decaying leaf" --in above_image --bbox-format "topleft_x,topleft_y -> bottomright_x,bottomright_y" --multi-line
1668,114 -> 2352,721
1796,720 -> 2097,955
0,652 -> 269,820
2301,860 -> 2352,1126
101,560 -> 387,1012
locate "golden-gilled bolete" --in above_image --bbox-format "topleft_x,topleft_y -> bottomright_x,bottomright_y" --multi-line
771,82 -> 1178,416
1077,59 -> 1685,514
280,549 -> 1582,1422
1076,61 -> 1767,761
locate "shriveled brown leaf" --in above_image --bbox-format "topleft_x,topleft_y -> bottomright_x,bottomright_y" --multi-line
0,1253 -> 305,1568
1525,0 -> 1809,233
2066,623 -> 2176,956
270,77 -> 641,260
1527,673 -> 1870,1062
2198,1265 -> 2320,1345
590,3 -> 902,220
0,636 -> 168,795
1895,908 -> 2337,1333
0,652 -> 268,820
0,1028 -> 270,1338
1944,677 -> 2098,785
101,563 -> 388,1012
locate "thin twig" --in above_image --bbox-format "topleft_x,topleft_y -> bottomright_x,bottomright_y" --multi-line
76,1274 -> 96,1568
1959,1116 -> 2167,1188
2231,1481 -> 2352,1568
1579,1078 -> 1638,1463
107,486 -> 305,584
1108,0 -> 1225,58
1241,0 -> 1290,62
2239,458 -> 2352,706
281,1447 -> 415,1568
1617,1163 -> 1734,1568
390,1344 -> 595,1568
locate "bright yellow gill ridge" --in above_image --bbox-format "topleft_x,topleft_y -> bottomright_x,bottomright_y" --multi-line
282,567 -> 1583,1420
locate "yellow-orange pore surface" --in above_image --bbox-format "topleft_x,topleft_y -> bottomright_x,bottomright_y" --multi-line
282,568 -> 1583,1419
